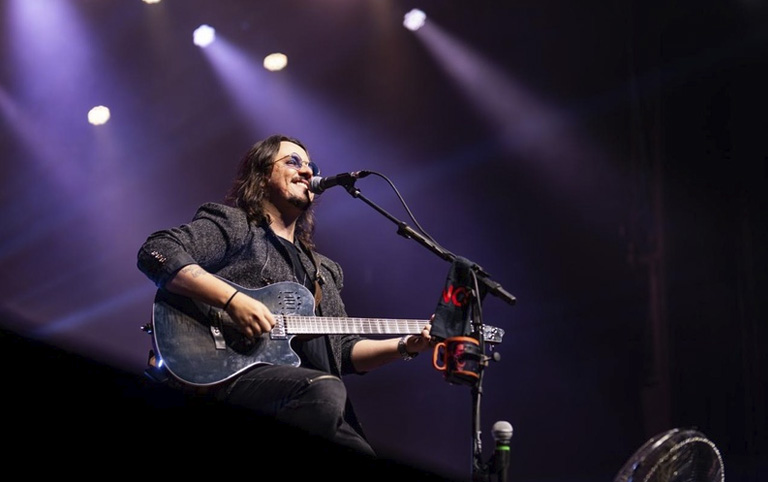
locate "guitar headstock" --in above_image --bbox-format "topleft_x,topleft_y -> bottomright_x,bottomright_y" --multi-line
482,325 -> 505,344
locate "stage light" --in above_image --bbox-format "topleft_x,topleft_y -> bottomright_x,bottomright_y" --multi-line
142,0 -> 162,4
404,9 -> 426,31
263,53 -> 288,71
87,105 -> 111,126
193,24 -> 216,48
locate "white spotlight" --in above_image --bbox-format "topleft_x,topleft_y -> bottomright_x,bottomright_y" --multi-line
403,9 -> 426,31
193,24 -> 216,48
88,105 -> 111,126
263,53 -> 288,72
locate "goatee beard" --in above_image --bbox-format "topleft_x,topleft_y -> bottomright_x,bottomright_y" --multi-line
288,193 -> 312,211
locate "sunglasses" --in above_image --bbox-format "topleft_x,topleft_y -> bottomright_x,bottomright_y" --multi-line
276,153 -> 320,177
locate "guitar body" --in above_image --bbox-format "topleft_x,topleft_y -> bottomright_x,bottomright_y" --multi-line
152,281 -> 314,387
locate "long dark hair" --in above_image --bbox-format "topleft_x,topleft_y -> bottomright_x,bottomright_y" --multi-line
225,134 -> 316,250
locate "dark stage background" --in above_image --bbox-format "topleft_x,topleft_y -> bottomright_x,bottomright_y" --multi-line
1,1 -> 766,480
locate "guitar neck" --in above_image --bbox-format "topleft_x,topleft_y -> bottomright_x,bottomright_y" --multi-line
283,316 -> 427,336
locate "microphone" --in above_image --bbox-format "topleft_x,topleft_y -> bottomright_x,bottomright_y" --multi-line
490,420 -> 513,481
310,171 -> 370,194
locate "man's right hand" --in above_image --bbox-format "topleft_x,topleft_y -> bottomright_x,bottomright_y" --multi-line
224,291 -> 276,338
166,264 -> 276,339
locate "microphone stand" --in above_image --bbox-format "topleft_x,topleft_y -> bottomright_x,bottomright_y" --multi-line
338,180 -> 515,481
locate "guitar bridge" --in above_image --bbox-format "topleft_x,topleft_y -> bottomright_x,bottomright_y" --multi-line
271,317 -> 287,339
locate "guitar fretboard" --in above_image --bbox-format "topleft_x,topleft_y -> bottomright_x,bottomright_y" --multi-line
282,316 -> 427,335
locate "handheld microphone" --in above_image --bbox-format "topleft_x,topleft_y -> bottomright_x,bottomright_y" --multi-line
310,171 -> 370,194
490,420 -> 513,481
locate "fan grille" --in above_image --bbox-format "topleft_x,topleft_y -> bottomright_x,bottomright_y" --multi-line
614,428 -> 724,482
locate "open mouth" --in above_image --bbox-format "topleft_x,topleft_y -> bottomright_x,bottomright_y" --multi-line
293,179 -> 310,190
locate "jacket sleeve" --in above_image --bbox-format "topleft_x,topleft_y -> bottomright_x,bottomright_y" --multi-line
136,203 -> 249,288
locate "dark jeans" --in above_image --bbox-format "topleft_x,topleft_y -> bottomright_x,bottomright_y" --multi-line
214,364 -> 375,457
